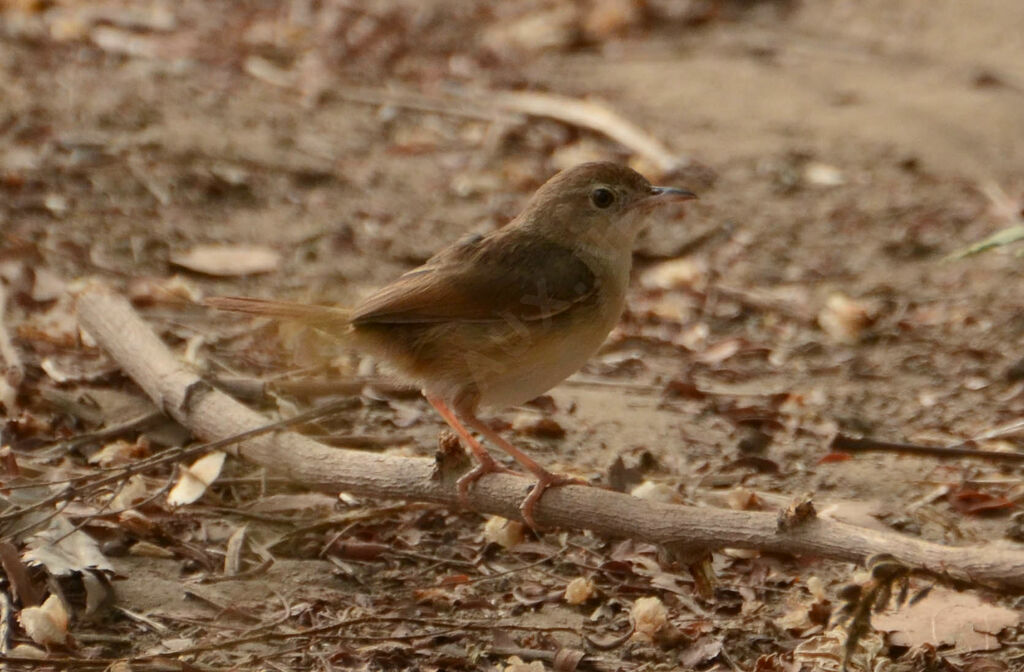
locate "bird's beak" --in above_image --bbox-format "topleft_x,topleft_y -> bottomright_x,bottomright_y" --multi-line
650,186 -> 698,201
629,186 -> 697,213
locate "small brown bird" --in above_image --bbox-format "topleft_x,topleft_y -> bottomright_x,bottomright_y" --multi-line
208,162 -> 695,526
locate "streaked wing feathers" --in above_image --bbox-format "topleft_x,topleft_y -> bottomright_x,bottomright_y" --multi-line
351,234 -> 597,325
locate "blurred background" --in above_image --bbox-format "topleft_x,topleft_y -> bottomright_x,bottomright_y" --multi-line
2,0 -> 1024,669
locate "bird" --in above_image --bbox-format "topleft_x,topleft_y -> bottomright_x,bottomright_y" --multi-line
207,162 -> 696,527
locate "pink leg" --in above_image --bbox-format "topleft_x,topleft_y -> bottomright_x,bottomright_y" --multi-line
426,394 -> 514,506
461,414 -> 584,529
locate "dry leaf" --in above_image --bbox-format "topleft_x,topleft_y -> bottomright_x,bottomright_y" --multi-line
30,267 -> 66,302
40,353 -> 117,383
7,644 -> 46,659
803,162 -> 846,187
23,516 -> 112,575
503,656 -> 545,672
550,138 -> 615,172
948,487 -> 1015,515
583,0 -> 645,40
81,569 -> 112,616
224,525 -> 247,576
817,500 -> 889,530
552,648 -> 586,672
127,274 -> 201,305
630,481 -> 682,503
631,596 -> 668,641
167,451 -> 226,506
641,257 -> 706,290
483,516 -> 525,549
88,439 -> 142,467
777,603 -> 814,630
19,594 -> 69,646
512,414 -> 566,439
128,541 -> 176,558
793,628 -> 884,671
777,575 -> 829,632
564,577 -> 596,605
807,576 -> 827,601
482,5 -> 580,54
725,487 -> 761,511
414,586 -> 461,607
109,474 -> 150,510
695,338 -> 743,364
244,55 -> 297,88
169,244 -> 281,276
679,635 -> 724,668
873,587 -> 1020,652
0,376 -> 17,413
92,26 -> 161,58
818,293 -> 873,344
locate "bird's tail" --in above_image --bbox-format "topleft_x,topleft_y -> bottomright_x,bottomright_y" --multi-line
205,296 -> 351,329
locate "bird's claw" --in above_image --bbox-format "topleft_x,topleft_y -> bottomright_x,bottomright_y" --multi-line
518,471 -> 586,529
455,455 -> 517,507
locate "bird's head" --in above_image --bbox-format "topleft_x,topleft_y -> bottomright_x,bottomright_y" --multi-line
518,162 -> 696,250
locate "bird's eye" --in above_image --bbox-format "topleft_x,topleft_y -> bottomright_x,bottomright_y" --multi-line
590,187 -> 615,209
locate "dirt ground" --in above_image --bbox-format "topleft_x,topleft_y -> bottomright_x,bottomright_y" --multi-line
2,1 -> 1024,670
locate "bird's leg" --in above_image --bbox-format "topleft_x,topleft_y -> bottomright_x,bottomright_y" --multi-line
461,414 -> 585,529
426,394 -> 515,506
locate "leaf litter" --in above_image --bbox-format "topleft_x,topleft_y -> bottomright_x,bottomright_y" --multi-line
1,0 -> 1023,670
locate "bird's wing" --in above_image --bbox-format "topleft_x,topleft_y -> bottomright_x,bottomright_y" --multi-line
351,232 -> 598,325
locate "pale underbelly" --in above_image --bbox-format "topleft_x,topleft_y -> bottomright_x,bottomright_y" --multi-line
474,299 -> 624,410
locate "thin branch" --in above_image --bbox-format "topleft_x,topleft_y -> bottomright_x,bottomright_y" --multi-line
42,409 -> 165,455
75,286 -> 1024,591
831,434 -> 1024,464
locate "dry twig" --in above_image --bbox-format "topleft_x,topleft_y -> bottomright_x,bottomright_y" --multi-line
831,433 -> 1024,464
75,286 -> 1024,590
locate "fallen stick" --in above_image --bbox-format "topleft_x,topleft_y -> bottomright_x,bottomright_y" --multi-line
75,286 -> 1024,590
832,434 -> 1024,464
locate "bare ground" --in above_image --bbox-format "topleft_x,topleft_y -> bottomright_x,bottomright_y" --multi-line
1,1 -> 1023,670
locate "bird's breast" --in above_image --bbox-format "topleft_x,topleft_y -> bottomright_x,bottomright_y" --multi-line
473,274 -> 628,410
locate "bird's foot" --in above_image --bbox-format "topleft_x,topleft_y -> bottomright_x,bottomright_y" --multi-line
518,470 -> 587,529
456,455 -> 517,508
